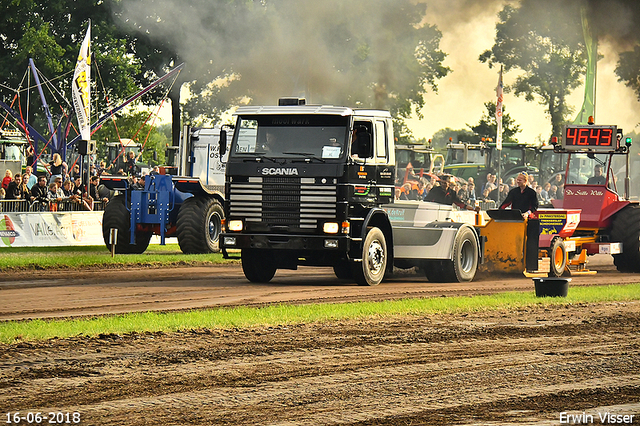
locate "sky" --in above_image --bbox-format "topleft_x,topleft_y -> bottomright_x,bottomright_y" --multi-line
407,0 -> 640,144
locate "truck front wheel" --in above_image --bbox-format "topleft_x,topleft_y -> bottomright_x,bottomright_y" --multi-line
176,197 -> 224,254
352,227 -> 387,286
241,249 -> 277,283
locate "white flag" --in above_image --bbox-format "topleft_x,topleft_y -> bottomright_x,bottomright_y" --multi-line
72,21 -> 91,141
495,65 -> 503,151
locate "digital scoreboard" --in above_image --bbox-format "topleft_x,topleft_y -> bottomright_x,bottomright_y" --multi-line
562,125 -> 618,151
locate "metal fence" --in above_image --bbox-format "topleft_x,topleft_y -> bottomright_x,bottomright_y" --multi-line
477,200 -> 497,210
0,199 -> 105,213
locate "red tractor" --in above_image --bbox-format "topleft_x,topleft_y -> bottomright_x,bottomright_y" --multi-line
549,123 -> 639,273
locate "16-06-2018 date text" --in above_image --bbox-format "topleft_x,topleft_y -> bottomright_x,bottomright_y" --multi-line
5,412 -> 81,424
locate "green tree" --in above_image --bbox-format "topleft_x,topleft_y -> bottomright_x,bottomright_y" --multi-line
479,1 -> 586,139
0,0 -> 175,159
616,46 -> 640,101
469,101 -> 521,144
93,110 -> 168,167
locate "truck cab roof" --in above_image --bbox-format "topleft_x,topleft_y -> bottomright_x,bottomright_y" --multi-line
234,104 -> 392,119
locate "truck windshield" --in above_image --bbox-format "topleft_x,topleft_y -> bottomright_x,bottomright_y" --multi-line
231,115 -> 349,160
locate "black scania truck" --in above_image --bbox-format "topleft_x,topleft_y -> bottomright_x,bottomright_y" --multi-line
220,98 -> 481,286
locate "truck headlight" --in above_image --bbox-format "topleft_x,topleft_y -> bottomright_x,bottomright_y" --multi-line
323,222 -> 339,234
228,220 -> 243,231
223,236 -> 236,246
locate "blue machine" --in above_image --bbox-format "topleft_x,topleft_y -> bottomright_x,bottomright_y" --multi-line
100,127 -> 228,254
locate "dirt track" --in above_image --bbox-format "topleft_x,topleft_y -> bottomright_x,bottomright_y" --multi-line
1,258 -> 639,425
0,301 -> 638,425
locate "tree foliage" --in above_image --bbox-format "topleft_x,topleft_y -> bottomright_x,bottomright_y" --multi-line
0,1 -> 145,112
2,0 -> 451,150
469,101 -> 521,144
93,110 -> 169,167
479,1 -> 586,139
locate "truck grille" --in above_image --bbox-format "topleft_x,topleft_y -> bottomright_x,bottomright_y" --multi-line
229,177 -> 337,229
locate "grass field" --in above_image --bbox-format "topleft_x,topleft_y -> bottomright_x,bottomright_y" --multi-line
0,244 -> 237,270
1,283 -> 639,344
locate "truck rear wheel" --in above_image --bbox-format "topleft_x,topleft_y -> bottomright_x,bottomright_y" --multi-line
548,237 -> 567,277
176,196 -> 223,254
610,205 -> 640,272
241,249 -> 277,283
102,195 -> 151,254
352,227 -> 387,286
439,226 -> 479,282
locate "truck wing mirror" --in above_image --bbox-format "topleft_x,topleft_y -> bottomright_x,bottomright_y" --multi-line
219,129 -> 227,156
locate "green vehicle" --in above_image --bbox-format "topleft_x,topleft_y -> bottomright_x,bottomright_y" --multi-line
445,140 -> 539,187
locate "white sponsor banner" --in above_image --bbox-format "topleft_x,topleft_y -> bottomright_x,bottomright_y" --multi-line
72,22 -> 91,141
0,211 -> 104,247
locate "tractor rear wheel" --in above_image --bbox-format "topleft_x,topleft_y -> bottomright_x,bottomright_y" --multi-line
610,205 -> 640,272
176,196 -> 224,254
102,195 -> 151,254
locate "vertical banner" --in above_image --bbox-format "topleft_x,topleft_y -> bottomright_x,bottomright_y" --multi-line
72,21 -> 91,141
573,7 -> 597,124
495,65 -> 504,151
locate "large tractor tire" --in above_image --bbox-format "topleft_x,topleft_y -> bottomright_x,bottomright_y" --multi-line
176,196 -> 224,254
352,227 -> 387,286
427,226 -> 479,283
548,237 -> 567,277
241,249 -> 277,283
610,205 -> 640,272
102,195 -> 151,254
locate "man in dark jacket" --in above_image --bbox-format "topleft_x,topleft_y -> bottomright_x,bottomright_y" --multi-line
426,175 -> 479,211
500,172 -> 538,218
30,175 -> 49,203
5,174 -> 23,200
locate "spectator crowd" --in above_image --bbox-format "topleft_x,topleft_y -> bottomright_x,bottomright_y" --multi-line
395,170 -> 564,209
0,152 -> 149,212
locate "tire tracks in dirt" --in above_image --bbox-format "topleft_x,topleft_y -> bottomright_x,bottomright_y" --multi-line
1,302 -> 638,425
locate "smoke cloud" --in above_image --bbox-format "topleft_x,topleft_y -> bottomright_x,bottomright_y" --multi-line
114,0 -> 640,139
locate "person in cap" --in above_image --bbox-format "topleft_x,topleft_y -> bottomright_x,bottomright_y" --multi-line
425,175 -> 479,211
499,172 -> 538,218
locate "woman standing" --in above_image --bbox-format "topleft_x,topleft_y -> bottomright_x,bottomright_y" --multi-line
48,153 -> 67,183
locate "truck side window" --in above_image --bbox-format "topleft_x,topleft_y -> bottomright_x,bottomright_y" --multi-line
351,122 -> 373,158
375,121 -> 387,160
